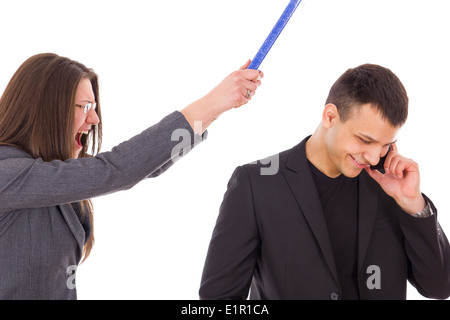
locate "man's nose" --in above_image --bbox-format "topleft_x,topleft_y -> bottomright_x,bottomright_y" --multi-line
364,146 -> 385,166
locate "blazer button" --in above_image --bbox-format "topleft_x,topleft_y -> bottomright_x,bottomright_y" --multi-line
330,292 -> 340,300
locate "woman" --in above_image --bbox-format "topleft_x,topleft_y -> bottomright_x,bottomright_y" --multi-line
0,53 -> 262,299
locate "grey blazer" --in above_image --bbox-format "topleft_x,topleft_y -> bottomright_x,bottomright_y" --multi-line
0,111 -> 202,299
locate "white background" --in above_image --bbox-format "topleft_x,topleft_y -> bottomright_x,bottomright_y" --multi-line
1,0 -> 449,300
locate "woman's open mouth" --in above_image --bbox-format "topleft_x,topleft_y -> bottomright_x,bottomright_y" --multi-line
75,131 -> 88,149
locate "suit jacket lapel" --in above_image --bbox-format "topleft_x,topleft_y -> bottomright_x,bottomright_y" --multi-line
357,170 -> 380,274
282,138 -> 340,286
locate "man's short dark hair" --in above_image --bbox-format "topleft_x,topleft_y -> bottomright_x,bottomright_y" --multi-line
325,64 -> 408,127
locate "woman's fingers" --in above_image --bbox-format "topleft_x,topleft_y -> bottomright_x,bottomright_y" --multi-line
240,59 -> 252,70
239,59 -> 264,81
206,62 -> 264,111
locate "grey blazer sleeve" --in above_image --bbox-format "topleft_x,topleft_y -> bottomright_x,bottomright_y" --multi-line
0,111 -> 204,213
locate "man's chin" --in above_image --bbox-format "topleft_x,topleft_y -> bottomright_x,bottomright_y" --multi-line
341,167 -> 364,178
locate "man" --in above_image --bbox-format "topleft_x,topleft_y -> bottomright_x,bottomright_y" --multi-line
199,64 -> 450,300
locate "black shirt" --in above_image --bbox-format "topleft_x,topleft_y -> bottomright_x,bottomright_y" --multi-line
308,160 -> 360,300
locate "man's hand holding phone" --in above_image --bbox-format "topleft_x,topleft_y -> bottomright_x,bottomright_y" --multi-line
365,143 -> 427,215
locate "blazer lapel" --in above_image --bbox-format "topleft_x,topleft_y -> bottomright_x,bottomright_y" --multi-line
58,204 -> 86,258
357,170 -> 380,274
282,138 -> 340,286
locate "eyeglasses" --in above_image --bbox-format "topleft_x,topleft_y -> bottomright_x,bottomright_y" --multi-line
75,102 -> 97,114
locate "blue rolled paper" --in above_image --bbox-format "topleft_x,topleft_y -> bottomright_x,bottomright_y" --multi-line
248,0 -> 302,70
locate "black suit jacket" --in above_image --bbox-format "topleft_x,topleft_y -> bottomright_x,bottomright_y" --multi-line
200,137 -> 450,300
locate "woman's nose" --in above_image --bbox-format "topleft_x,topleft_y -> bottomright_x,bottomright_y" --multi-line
86,107 -> 100,125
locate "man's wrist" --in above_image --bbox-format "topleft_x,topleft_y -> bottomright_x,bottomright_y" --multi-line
398,195 -> 426,215
411,201 -> 434,218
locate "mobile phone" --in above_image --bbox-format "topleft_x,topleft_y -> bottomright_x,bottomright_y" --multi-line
370,146 -> 391,173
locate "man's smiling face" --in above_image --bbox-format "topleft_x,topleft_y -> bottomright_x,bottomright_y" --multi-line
323,103 -> 400,178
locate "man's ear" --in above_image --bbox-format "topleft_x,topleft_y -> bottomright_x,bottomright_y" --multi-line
321,104 -> 340,128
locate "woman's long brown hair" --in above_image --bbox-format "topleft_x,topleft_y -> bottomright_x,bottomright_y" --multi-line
0,53 -> 102,262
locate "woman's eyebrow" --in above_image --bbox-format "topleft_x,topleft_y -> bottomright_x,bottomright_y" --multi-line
79,99 -> 95,104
